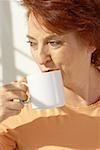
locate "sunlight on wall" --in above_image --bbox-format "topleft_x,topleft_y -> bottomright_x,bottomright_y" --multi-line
0,0 -> 36,85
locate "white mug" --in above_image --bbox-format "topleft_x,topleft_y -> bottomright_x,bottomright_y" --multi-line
26,69 -> 65,109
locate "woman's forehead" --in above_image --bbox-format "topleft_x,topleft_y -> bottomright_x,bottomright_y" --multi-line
28,12 -> 82,44
28,13 -> 53,34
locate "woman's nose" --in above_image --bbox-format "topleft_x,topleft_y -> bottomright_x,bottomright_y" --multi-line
37,50 -> 51,65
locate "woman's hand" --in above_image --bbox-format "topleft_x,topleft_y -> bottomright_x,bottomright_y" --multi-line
0,77 -> 28,123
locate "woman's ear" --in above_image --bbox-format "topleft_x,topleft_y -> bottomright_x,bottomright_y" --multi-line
91,49 -> 100,66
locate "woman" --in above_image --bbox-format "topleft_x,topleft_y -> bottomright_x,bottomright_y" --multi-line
0,0 -> 100,149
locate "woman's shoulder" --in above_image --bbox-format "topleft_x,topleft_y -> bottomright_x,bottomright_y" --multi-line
65,98 -> 100,117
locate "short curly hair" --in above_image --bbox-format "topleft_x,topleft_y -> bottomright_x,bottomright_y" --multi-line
21,0 -> 100,71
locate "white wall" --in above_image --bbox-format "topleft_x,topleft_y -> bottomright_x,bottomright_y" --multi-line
0,0 -> 35,85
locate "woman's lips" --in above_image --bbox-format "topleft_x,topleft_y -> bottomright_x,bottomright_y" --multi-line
38,65 -> 59,72
41,69 -> 59,72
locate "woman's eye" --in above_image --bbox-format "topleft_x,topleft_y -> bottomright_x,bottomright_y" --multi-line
48,40 -> 63,49
27,41 -> 38,49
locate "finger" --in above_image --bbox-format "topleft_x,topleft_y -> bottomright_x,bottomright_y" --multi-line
12,76 -> 28,91
1,76 -> 27,92
11,76 -> 27,84
0,83 -> 16,92
6,91 -> 28,101
2,83 -> 28,93
3,108 -> 21,118
11,80 -> 18,84
17,77 -> 29,92
10,83 -> 28,92
5,100 -> 24,111
17,76 -> 27,83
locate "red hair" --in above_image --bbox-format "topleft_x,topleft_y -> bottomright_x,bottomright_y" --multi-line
21,0 -> 100,69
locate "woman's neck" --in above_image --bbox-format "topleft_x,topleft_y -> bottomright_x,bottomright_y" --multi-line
87,66 -> 100,104
63,66 -> 100,105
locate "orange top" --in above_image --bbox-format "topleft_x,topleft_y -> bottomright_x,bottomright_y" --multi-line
0,99 -> 100,150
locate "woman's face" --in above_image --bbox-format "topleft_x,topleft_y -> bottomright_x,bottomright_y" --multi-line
28,13 -> 94,84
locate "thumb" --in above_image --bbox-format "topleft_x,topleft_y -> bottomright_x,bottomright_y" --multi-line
17,76 -> 27,84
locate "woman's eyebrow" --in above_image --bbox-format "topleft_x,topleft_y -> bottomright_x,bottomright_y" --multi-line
27,35 -> 36,40
27,34 -> 60,41
46,35 -> 60,41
